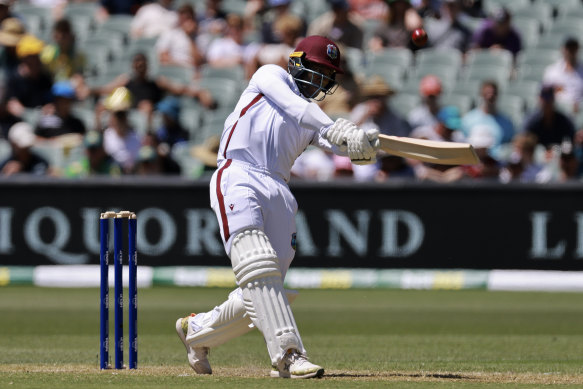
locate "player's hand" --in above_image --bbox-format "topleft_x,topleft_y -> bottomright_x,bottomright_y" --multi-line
349,129 -> 380,165
325,118 -> 357,147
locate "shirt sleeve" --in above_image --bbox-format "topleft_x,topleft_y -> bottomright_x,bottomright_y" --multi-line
250,65 -> 334,134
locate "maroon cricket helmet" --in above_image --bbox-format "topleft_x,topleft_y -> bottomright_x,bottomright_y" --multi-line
291,36 -> 344,74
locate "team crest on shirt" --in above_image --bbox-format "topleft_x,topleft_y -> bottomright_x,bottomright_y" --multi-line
326,44 -> 338,60
291,233 -> 297,251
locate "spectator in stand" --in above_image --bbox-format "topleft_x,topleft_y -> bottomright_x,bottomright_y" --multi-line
28,0 -> 67,20
558,141 -> 579,181
350,75 -> 411,137
0,88 -> 21,139
409,105 -> 466,182
95,53 -> 164,119
155,95 -> 189,147
206,14 -> 248,68
6,35 -> 53,117
471,7 -> 521,57
64,130 -> 122,178
97,0 -> 147,22
498,132 -> 542,183
156,4 -> 204,70
0,0 -> 14,24
0,17 -> 25,75
348,0 -> 388,21
246,13 -> 303,76
136,131 -> 181,175
350,75 -> 410,181
130,0 -> 178,39
463,124 -> 501,180
40,18 -> 88,100
308,0 -> 364,50
190,134 -> 221,177
411,105 -> 466,142
412,0 -> 439,18
368,0 -> 423,51
35,81 -> 85,139
260,0 -> 305,44
196,0 -> 228,52
408,74 -> 442,130
461,80 -> 514,158
40,18 -> 85,81
542,37 -> 583,114
0,122 -> 50,176
424,0 -> 471,53
374,154 -> 415,181
523,85 -> 576,149
101,87 -> 142,174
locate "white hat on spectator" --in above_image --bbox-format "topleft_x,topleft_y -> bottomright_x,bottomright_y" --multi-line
8,122 -> 35,148
468,125 -> 496,149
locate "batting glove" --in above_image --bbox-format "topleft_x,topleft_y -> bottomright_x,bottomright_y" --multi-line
349,129 -> 380,165
325,118 -> 358,149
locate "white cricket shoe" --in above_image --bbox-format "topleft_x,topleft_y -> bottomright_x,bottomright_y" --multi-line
270,349 -> 324,379
175,314 -> 212,374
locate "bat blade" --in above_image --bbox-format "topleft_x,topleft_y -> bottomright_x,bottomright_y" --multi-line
378,135 -> 480,165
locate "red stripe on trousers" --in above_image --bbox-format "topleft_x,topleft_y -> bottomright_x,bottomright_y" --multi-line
216,159 -> 233,242
223,93 -> 263,158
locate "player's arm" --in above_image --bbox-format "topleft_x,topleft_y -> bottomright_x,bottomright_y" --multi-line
251,65 -> 379,164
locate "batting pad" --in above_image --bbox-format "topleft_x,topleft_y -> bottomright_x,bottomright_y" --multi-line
230,229 -> 305,365
186,288 -> 299,349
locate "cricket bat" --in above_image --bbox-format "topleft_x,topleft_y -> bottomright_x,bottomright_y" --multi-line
378,134 -> 480,165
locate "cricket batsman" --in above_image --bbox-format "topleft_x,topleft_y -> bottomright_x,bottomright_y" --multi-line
176,35 -> 379,379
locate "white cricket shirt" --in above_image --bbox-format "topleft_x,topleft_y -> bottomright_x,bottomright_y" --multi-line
217,64 -> 336,182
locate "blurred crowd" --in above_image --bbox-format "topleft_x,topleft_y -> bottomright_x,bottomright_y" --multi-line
0,0 -> 582,183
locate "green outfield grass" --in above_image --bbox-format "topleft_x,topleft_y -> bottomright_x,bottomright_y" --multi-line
1,286 -> 582,388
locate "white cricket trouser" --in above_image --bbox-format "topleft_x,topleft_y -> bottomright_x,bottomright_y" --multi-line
186,159 -> 298,348
210,159 -> 298,275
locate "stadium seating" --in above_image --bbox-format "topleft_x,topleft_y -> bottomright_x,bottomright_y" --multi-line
97,15 -> 134,45
194,78 -> 241,110
449,80 -> 482,100
367,47 -> 413,70
534,0 -> 581,16
497,94 -> 526,130
440,94 -> 474,115
412,63 -> 458,94
547,19 -> 583,39
415,47 -> 463,71
12,3 -> 52,36
505,79 -> 542,113
221,0 -> 247,15
343,47 -> 365,77
516,63 -> 550,83
170,140 -> 205,178
0,138 -> 10,161
512,17 -> 541,48
465,49 -> 513,69
516,47 -> 560,69
513,3 -> 553,32
535,31 -> 571,51
156,65 -> 195,86
200,64 -> 246,82
179,106 -> 204,139
389,93 -> 421,118
463,64 -> 511,92
483,0 -> 529,13
364,63 -> 406,91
